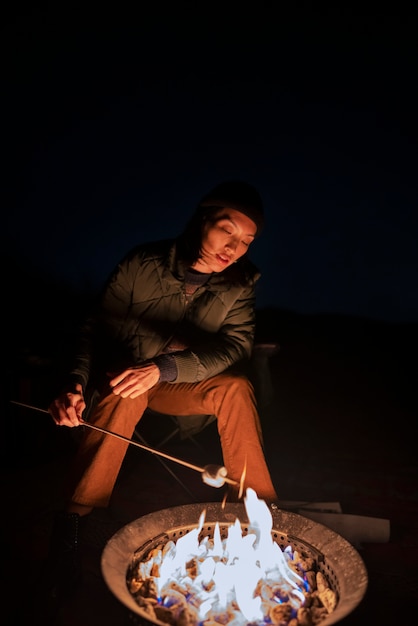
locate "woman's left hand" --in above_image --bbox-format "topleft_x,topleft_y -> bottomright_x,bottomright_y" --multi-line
108,362 -> 160,398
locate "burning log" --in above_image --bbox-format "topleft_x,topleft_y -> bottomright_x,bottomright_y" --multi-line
316,573 -> 337,614
269,602 -> 293,624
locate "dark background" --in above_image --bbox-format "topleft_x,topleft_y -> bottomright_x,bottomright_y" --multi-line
3,3 -> 417,327
2,7 -> 418,625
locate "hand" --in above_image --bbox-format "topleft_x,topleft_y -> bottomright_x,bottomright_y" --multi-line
109,362 -> 160,398
48,384 -> 86,427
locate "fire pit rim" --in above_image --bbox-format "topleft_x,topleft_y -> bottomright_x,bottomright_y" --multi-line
101,502 -> 368,626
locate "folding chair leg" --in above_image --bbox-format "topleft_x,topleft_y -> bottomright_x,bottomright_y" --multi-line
133,429 -> 198,501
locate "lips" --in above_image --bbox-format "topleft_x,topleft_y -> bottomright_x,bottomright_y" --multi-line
216,254 -> 231,266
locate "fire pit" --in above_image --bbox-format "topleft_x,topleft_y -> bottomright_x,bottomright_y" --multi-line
101,496 -> 368,626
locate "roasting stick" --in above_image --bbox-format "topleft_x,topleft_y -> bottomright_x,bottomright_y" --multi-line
9,400 -> 239,487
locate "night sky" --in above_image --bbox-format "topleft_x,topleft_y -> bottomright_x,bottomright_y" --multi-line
3,5 -> 418,324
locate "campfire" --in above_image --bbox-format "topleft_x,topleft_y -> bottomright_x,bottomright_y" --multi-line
127,489 -> 337,625
102,492 -> 368,626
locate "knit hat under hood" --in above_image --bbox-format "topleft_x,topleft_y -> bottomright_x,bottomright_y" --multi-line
198,180 -> 264,236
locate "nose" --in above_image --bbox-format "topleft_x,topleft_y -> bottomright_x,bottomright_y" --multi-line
225,237 -> 239,252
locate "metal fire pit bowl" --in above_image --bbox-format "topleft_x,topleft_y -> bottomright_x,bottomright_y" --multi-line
101,502 -> 368,626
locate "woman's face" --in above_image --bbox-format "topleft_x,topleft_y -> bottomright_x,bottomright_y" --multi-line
192,208 -> 257,273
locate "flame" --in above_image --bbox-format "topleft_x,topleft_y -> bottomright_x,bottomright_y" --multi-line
136,489 -> 309,625
238,458 -> 247,499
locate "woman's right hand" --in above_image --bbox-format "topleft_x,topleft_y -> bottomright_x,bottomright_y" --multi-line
48,383 -> 86,427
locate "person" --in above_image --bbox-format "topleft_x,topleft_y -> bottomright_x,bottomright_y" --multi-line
46,180 -> 278,601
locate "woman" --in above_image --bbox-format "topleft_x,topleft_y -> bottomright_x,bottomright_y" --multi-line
47,180 -> 278,600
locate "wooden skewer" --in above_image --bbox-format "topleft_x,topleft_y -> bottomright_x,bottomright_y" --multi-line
9,400 -> 239,486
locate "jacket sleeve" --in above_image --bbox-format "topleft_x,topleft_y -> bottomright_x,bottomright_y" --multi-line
66,314 -> 95,391
66,251 -> 138,390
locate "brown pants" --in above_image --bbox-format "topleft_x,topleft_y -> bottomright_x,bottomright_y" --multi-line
64,373 -> 278,507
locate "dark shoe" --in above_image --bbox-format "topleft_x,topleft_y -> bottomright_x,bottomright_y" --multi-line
48,511 -> 84,597
34,511 -> 88,621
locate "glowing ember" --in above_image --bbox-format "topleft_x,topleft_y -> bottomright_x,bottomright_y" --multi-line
127,489 -> 337,625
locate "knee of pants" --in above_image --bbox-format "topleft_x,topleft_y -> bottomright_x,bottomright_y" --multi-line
226,373 -> 254,393
210,374 -> 256,406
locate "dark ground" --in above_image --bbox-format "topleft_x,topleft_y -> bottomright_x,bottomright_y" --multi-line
1,309 -> 418,625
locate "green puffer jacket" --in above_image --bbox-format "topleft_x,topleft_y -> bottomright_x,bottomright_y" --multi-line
70,238 -> 261,390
